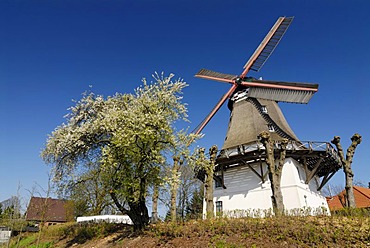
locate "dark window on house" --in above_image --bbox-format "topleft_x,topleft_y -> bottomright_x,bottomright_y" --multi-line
216,201 -> 223,214
214,172 -> 223,188
215,177 -> 222,188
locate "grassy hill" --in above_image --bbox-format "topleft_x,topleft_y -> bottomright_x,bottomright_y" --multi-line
7,214 -> 370,248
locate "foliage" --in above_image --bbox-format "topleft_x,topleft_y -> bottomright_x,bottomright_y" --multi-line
41,73 -> 197,229
0,205 -> 16,219
60,222 -> 126,244
189,146 -> 217,219
0,196 -> 21,220
9,235 -> 37,248
66,161 -> 114,217
331,207 -> 370,217
148,216 -> 370,247
0,200 -> 25,233
176,165 -> 202,220
185,185 -> 204,220
8,212 -> 370,247
161,151 -> 201,222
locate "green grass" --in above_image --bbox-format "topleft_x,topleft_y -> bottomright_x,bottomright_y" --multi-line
8,234 -> 37,248
6,211 -> 370,247
147,215 -> 370,247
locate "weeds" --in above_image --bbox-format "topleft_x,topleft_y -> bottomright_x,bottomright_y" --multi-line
9,235 -> 36,248
6,211 -> 370,247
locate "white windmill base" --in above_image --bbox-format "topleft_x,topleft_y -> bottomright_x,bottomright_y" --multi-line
204,158 -> 330,218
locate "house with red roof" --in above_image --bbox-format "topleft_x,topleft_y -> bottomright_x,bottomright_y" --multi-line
326,186 -> 370,210
25,197 -> 72,226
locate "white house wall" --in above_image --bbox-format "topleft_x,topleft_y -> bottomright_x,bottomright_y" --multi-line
208,157 -> 330,217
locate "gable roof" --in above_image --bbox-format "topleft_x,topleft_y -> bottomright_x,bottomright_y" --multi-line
326,186 -> 370,210
354,186 -> 370,208
326,195 -> 344,211
26,197 -> 69,223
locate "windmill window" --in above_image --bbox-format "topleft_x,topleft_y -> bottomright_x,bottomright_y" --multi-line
216,201 -> 223,214
214,171 -> 223,188
268,124 -> 275,132
261,106 -> 268,114
215,177 -> 222,188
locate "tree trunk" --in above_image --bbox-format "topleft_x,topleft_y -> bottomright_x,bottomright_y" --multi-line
177,183 -> 186,221
269,171 -> 284,216
258,131 -> 287,216
204,174 -> 214,219
345,172 -> 355,208
170,156 -> 181,222
180,187 -> 186,221
151,185 -> 159,223
331,134 -> 362,208
110,191 -> 150,231
127,200 -> 150,231
204,145 -> 218,219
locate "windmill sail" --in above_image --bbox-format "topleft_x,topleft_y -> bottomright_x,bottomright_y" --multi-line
195,68 -> 236,83
241,79 -> 318,103
247,87 -> 316,103
193,17 -> 342,216
242,16 -> 294,76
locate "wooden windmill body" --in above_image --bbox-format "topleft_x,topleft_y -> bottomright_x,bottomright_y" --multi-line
194,17 -> 341,216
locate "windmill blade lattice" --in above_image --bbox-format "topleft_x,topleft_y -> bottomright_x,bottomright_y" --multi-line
241,79 -> 318,103
247,87 -> 316,104
195,69 -> 236,83
192,16 -> 318,135
241,16 -> 294,77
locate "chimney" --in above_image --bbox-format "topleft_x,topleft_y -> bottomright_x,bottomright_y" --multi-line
368,182 -> 370,189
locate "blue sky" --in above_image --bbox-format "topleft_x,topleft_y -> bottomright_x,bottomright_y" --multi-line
1,1 -> 369,207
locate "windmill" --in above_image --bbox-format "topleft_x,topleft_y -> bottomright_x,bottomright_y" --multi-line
194,17 -> 341,216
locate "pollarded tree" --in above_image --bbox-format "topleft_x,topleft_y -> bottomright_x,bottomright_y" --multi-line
192,145 -> 218,219
331,134 -> 362,208
166,131 -> 198,222
206,145 -> 218,218
258,131 -> 288,216
169,156 -> 182,222
41,73 -> 192,230
151,184 -> 160,223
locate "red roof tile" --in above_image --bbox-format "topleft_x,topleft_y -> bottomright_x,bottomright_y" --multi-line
326,195 -> 345,210
26,197 -> 69,223
353,186 -> 370,208
326,186 -> 370,210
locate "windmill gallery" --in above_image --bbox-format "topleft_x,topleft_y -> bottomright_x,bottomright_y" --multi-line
193,17 -> 342,216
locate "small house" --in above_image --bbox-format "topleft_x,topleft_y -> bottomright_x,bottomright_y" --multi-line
326,186 -> 370,210
26,197 -> 72,226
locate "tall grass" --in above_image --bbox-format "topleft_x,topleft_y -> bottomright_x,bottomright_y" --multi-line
6,209 -> 370,247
